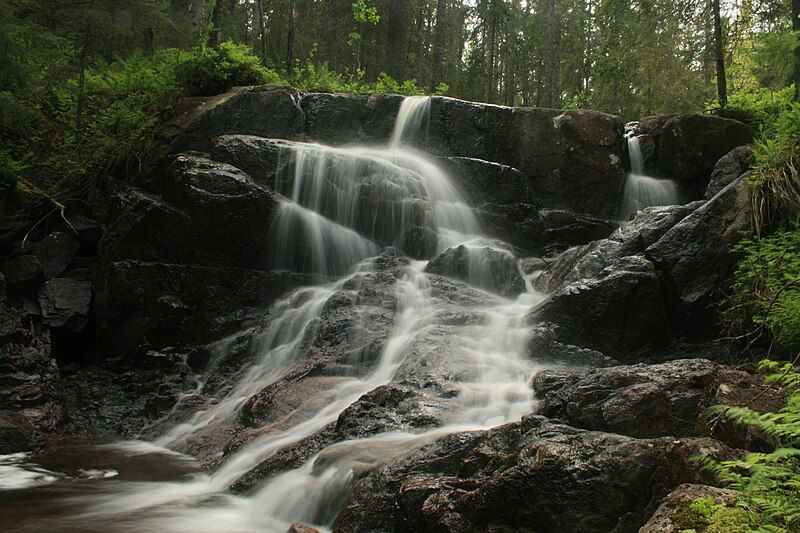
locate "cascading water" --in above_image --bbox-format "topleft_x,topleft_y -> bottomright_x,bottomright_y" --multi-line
620,134 -> 680,220
4,97 -> 545,533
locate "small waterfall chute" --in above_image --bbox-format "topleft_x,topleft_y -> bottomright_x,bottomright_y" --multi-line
620,134 -> 680,220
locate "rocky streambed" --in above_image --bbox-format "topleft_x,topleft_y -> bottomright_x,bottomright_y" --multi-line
0,88 -> 771,532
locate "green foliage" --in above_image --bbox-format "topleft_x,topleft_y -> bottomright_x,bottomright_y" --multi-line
291,64 -> 434,97
175,42 -> 284,97
701,361 -> 800,532
725,220 -> 800,356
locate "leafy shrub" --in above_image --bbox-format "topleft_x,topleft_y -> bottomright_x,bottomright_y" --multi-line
700,361 -> 800,532
724,219 -> 800,356
707,86 -> 794,133
176,42 -> 284,96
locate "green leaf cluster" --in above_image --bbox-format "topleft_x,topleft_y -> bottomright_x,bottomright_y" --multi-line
700,362 -> 800,532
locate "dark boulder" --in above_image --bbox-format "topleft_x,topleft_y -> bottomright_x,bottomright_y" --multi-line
2,254 -> 44,289
438,156 -> 534,207
165,86 -> 305,154
30,232 -> 80,280
705,144 -> 755,199
535,202 -> 701,293
94,260 -> 309,362
637,114 -> 753,197
646,177 -> 753,337
533,358 -> 782,447
522,208 -> 618,254
99,154 -> 281,271
211,134 -> 287,187
302,93 -> 404,145
425,245 -> 526,297
38,278 -> 91,331
530,255 -> 671,359
641,484 -> 738,533
333,416 -> 729,533
65,214 -> 104,256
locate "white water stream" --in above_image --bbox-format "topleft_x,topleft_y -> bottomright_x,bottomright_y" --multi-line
620,134 -> 680,220
3,96 -> 545,533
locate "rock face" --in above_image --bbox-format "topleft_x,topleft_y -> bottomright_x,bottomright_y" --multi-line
158,88 -> 628,219
425,245 -> 526,297
530,255 -> 671,359
333,416 -> 725,533
640,483 -> 738,533
705,144 -> 754,199
646,176 -> 753,336
636,114 -> 753,197
535,202 -> 701,294
533,358 -> 782,448
93,154 -> 310,362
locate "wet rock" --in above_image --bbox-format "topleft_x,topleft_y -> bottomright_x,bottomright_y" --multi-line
527,323 -> 621,367
535,202 -> 701,293
438,156 -> 534,207
333,416 -> 726,533
646,177 -> 753,337
522,208 -> 619,254
530,255 -> 671,359
166,86 -> 305,154
302,93 -> 404,145
161,87 -> 628,217
2,254 -> 44,288
30,232 -> 80,280
65,214 -> 104,256
637,114 -> 753,197
287,523 -> 321,533
99,155 -> 280,271
705,144 -> 755,199
425,245 -> 526,297
37,278 -> 91,331
532,358 -> 782,446
211,134 -> 286,187
426,100 -> 627,217
640,483 -> 738,533
94,260 -> 309,362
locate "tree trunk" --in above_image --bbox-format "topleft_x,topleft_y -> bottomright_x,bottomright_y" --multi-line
487,7 -> 497,103
208,0 -> 224,48
542,0 -> 561,108
142,27 -> 155,55
793,0 -> 800,102
190,0 -> 206,45
76,46 -> 87,133
286,0 -> 295,76
385,0 -> 409,80
430,0 -> 448,90
256,0 -> 267,64
712,0 -> 727,108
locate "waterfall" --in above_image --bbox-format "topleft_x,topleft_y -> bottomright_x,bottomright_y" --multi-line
5,97 -> 545,533
620,134 -> 680,220
390,96 -> 431,146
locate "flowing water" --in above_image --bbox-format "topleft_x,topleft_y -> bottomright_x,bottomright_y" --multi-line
620,134 -> 680,220
3,96 -> 546,532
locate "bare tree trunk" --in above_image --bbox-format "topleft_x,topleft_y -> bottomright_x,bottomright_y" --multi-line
385,0 -> 410,80
487,8 -> 497,103
712,0 -> 727,108
794,0 -> 800,101
286,0 -> 295,77
431,0 -> 448,90
256,0 -> 267,64
190,0 -> 206,45
542,0 -> 561,108
76,46 -> 87,133
207,0 -> 223,48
